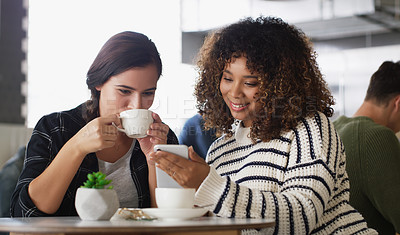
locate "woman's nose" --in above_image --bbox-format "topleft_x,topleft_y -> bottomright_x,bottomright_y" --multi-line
229,81 -> 242,98
127,95 -> 143,109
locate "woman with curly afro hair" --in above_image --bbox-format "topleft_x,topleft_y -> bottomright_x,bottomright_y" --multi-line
151,17 -> 376,234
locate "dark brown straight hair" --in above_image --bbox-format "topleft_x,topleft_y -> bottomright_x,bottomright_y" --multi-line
83,31 -> 162,122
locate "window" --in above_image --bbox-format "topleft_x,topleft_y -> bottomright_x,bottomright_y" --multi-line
27,0 -> 198,135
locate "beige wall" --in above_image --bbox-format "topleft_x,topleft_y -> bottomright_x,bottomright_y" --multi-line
0,123 -> 32,168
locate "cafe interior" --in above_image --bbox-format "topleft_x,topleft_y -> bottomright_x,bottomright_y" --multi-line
0,0 -> 399,233
1,0 -> 400,166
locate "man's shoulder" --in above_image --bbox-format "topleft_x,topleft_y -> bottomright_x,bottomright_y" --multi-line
333,115 -> 357,127
334,115 -> 396,143
333,115 -> 376,131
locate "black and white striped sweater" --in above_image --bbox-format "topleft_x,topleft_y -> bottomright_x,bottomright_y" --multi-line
195,112 -> 377,235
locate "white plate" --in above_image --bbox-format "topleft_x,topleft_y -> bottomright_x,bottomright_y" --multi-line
142,208 -> 208,221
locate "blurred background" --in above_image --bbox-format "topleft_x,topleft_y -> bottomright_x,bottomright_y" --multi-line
1,0 -> 400,166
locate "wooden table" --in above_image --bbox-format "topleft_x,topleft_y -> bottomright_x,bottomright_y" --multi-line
0,216 -> 275,235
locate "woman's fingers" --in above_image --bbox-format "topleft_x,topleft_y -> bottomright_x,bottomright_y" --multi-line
99,114 -> 120,137
148,122 -> 169,135
146,122 -> 169,143
152,151 -> 184,173
152,112 -> 162,123
154,150 -> 184,166
102,123 -> 117,135
151,149 -> 209,189
188,146 -> 205,163
76,114 -> 121,154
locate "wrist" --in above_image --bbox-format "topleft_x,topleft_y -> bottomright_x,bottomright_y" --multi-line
66,136 -> 88,160
147,159 -> 156,168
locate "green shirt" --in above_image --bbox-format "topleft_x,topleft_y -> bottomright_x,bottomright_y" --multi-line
334,116 -> 400,235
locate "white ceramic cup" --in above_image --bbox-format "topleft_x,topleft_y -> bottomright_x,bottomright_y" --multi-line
113,109 -> 153,138
155,188 -> 196,209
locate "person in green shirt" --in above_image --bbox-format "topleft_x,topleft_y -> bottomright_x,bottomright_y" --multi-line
334,60 -> 400,235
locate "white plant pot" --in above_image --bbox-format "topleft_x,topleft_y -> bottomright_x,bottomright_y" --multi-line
75,188 -> 119,220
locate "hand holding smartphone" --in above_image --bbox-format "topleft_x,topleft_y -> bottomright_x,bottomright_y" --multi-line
154,144 -> 188,188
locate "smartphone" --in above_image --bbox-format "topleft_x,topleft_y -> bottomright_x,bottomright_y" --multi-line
154,144 -> 189,188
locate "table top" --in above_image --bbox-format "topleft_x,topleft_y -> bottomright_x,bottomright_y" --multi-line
0,216 -> 275,234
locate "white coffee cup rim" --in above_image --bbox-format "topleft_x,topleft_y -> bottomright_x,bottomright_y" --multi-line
119,109 -> 152,118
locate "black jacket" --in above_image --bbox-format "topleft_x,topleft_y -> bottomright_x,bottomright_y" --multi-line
10,103 -> 178,217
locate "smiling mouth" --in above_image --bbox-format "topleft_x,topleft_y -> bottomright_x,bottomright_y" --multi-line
230,102 -> 248,111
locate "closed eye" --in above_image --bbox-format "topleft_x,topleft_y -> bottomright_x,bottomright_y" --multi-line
245,82 -> 258,87
142,91 -> 155,96
118,89 -> 132,95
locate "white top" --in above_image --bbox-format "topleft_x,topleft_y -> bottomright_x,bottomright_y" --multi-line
98,140 -> 138,208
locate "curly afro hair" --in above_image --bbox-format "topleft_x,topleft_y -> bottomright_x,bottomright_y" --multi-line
194,16 -> 334,142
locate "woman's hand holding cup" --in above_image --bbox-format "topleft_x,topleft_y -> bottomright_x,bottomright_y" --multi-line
137,112 -> 170,162
113,109 -> 169,161
73,114 -> 120,156
113,109 -> 153,138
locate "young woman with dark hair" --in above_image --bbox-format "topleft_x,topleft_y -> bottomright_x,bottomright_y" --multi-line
11,31 -> 178,217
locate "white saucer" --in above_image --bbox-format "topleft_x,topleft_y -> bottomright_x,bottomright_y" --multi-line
142,208 -> 208,221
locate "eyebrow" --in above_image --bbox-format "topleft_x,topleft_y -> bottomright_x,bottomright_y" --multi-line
116,85 -> 157,91
223,69 -> 258,79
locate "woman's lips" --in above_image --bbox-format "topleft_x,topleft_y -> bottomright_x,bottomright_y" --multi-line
230,101 -> 248,111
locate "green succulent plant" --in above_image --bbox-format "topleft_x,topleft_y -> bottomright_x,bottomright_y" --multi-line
81,171 -> 113,189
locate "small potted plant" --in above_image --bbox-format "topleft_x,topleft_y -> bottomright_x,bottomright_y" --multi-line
75,171 -> 119,220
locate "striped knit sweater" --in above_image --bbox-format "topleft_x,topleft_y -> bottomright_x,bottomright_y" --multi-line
194,112 -> 377,235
